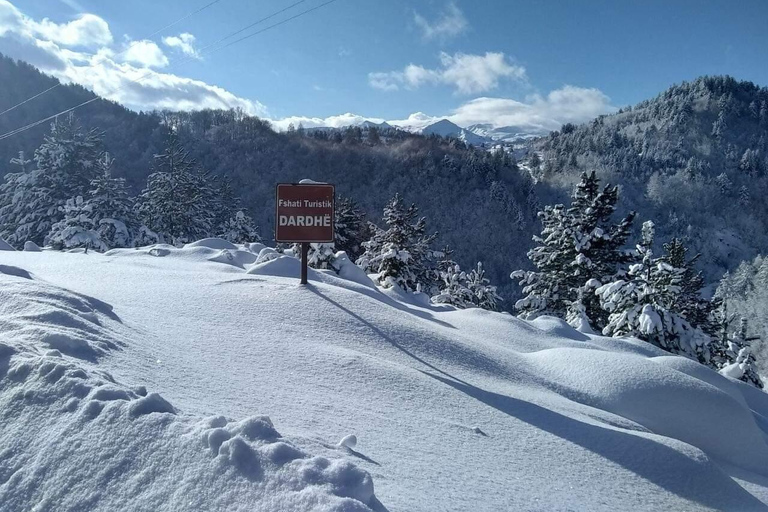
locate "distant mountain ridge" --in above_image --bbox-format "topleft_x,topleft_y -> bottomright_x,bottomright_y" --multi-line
279,113 -> 544,147
329,118 -> 541,146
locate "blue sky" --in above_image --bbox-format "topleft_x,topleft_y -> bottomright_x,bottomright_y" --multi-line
1,0 -> 767,131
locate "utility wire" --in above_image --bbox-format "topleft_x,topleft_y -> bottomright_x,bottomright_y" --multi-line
216,0 -> 337,51
0,0 -> 223,118
0,0 -> 339,142
197,0 -> 309,54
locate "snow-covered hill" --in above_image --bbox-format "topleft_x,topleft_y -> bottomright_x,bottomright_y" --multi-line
2,241 -> 768,511
465,123 -> 546,143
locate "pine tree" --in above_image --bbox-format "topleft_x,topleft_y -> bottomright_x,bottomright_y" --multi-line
35,114 -> 103,198
511,171 -> 635,330
431,263 -> 474,308
46,196 -> 105,251
0,115 -> 102,246
219,210 -> 261,244
292,241 -> 336,269
0,151 -> 42,246
298,196 -> 368,270
596,221 -> 711,361
708,297 -> 737,368
718,318 -> 763,388
427,245 -> 459,296
87,153 -> 136,249
334,196 -> 368,261
134,226 -> 161,247
306,243 -> 335,269
466,262 -> 502,311
135,131 -> 216,245
662,238 -> 717,332
356,194 -> 437,292
212,175 -> 238,235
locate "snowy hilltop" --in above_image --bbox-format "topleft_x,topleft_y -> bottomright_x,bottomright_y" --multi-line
2,239 -> 768,511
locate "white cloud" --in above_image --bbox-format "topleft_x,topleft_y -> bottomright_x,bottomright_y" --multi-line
269,113 -> 386,132
387,112 -> 440,132
163,32 -> 200,59
369,52 -> 526,94
0,1 -> 112,48
59,55 -> 265,114
537,86 -> 614,124
442,86 -> 614,132
413,2 -> 467,40
440,52 -> 526,94
0,1 -> 266,116
367,72 -> 400,92
34,13 -> 112,47
122,40 -> 168,68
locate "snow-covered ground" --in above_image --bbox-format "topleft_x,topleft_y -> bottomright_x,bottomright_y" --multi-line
2,241 -> 768,511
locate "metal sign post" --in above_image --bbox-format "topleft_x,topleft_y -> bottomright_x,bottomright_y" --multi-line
275,182 -> 335,285
300,242 -> 309,284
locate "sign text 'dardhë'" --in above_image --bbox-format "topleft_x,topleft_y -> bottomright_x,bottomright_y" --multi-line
275,183 -> 335,243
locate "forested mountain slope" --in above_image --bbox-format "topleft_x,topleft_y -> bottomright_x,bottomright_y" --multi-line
0,55 -> 165,190
0,54 -> 542,302
530,76 -> 768,284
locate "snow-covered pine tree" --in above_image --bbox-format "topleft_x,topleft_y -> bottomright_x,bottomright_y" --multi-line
426,245 -> 459,296
211,175 -> 238,235
713,260 -> 768,376
707,299 -> 734,369
306,243 -> 336,269
354,221 -> 383,265
433,245 -> 456,274
35,114 -> 103,199
466,262 -> 503,311
595,221 -> 711,361
46,196 -> 105,251
511,171 -> 635,330
220,210 -> 261,244
210,174 -> 262,244
133,226 -> 161,247
187,168 -> 219,241
135,131 -> 216,245
0,151 -> 41,246
431,263 -> 474,308
334,196 -> 369,261
662,238 -> 718,334
301,196 -> 370,269
0,115 -> 102,246
87,153 -> 136,249
719,318 -> 763,388
356,194 -> 437,292
292,241 -> 333,269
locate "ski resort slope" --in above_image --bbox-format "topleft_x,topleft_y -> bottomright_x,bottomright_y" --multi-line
2,241 -> 768,512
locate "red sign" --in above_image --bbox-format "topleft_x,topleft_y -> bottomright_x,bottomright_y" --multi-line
275,183 -> 335,243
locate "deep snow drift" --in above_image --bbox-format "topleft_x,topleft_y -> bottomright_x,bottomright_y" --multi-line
2,240 -> 768,511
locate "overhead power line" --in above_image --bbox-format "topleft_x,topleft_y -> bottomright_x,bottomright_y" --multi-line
0,0 -> 340,142
216,0 -> 337,51
0,0 -> 224,118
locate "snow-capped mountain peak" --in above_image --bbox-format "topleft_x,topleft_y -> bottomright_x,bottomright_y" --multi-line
421,119 -> 490,146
